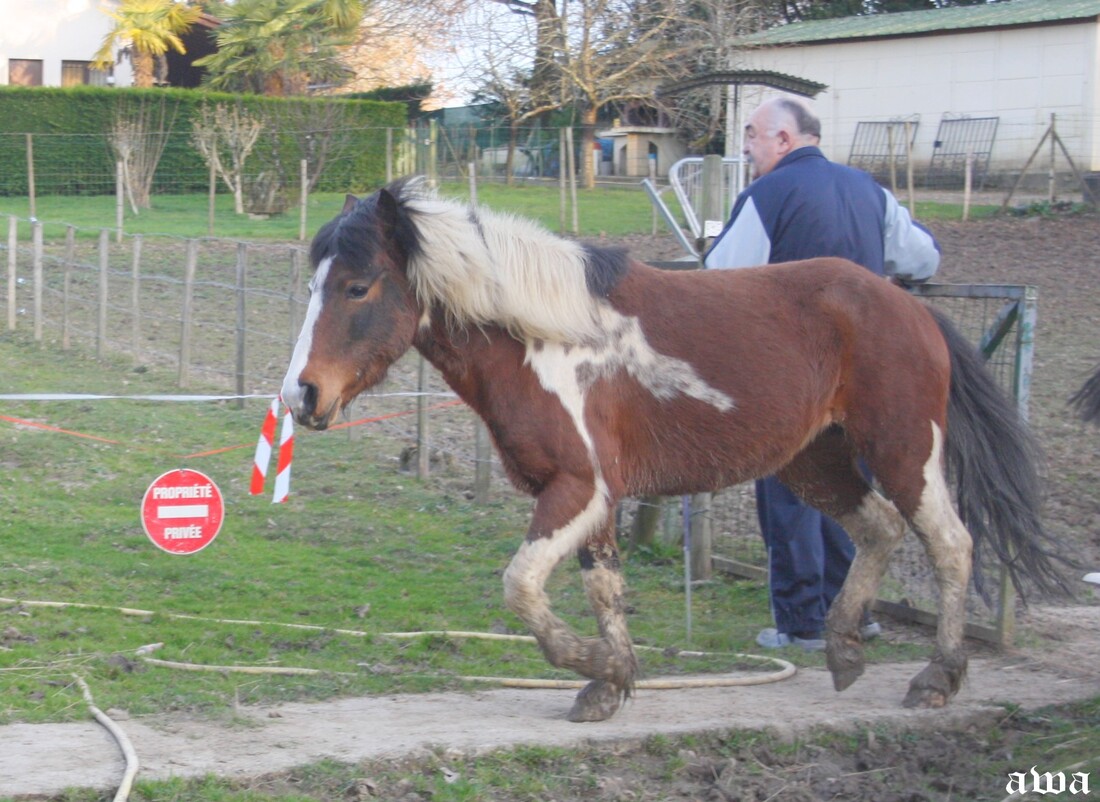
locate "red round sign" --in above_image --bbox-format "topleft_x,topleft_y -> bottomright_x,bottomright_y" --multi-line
141,469 -> 224,555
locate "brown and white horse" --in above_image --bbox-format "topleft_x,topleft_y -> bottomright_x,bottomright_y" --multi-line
281,180 -> 1065,722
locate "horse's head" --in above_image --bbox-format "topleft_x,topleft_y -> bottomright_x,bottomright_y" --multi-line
281,187 -> 422,430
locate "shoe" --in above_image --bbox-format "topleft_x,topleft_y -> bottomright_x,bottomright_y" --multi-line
755,627 -> 826,652
860,620 -> 882,640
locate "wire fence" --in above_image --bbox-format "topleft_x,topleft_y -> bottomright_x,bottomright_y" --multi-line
6,116 -> 1097,210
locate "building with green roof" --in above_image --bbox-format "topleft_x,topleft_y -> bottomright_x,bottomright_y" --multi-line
728,0 -> 1100,187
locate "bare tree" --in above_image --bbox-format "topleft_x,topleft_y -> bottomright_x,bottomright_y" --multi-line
191,102 -> 264,215
658,0 -> 774,154
553,0 -> 694,188
261,99 -> 354,196
108,94 -> 180,213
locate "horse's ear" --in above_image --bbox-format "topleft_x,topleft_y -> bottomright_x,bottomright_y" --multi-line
376,187 -> 401,235
342,194 -> 359,214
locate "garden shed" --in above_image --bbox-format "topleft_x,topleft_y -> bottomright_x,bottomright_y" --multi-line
732,0 -> 1100,184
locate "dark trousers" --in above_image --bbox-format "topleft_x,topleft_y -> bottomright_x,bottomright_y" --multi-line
755,475 -> 855,636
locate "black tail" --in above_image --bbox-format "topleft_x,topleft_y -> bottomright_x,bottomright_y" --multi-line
1069,363 -> 1100,424
930,307 -> 1071,601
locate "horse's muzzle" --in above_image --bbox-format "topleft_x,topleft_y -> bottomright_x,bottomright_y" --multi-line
289,382 -> 338,430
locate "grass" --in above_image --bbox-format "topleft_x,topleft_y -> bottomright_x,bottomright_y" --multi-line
0,181 -> 999,243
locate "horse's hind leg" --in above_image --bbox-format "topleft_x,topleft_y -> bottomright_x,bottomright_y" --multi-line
502,476 -> 636,721
901,423 -> 972,708
779,428 -> 908,691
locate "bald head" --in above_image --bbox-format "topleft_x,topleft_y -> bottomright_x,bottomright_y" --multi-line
744,98 -> 822,178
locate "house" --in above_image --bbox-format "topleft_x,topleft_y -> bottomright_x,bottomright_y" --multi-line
2,1 -> 133,87
1,0 -> 215,89
732,0 -> 1100,185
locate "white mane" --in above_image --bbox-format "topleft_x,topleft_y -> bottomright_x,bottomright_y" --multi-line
402,192 -> 610,344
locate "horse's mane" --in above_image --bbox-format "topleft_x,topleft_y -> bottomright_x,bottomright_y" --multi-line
330,179 -> 630,345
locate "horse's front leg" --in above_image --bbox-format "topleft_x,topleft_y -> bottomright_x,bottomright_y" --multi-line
502,476 -> 636,722
570,519 -> 637,721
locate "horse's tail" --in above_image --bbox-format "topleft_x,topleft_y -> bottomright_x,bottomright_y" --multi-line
1069,363 -> 1100,424
929,307 -> 1071,601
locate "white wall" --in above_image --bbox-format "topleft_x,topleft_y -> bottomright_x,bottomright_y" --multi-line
738,20 -> 1100,174
0,0 -> 133,87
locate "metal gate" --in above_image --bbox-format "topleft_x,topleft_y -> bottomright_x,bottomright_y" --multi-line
847,116 -> 919,188
926,115 -> 999,190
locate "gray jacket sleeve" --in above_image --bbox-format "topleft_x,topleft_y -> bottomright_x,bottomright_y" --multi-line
882,188 -> 940,282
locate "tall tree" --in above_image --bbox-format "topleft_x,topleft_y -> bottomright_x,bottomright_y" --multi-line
92,0 -> 202,88
195,0 -> 366,96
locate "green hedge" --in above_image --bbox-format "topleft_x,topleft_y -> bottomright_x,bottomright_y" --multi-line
0,86 -> 407,197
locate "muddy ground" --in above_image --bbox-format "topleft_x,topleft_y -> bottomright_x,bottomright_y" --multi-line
4,211 -> 1100,801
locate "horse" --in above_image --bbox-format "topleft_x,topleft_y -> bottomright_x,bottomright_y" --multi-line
1070,363 -> 1100,424
280,179 -> 1066,723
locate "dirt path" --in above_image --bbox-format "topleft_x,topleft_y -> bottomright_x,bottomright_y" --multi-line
3,605 -> 1098,798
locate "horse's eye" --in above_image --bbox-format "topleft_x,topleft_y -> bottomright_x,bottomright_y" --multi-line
347,284 -> 370,300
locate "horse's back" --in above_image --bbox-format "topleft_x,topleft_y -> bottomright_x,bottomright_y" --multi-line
601,257 -> 950,495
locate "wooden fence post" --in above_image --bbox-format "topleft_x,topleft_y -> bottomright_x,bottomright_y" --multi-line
299,159 -> 308,242
130,234 -> 142,362
96,229 -> 108,357
417,355 -> 430,479
385,128 -> 394,184
115,160 -> 124,243
559,128 -> 568,233
62,225 -> 75,350
474,418 -> 491,504
25,134 -> 36,220
288,247 -> 302,355
689,492 -> 713,581
32,221 -> 43,342
904,121 -> 915,215
7,216 -> 16,331
178,239 -> 197,387
208,158 -> 216,237
235,242 -> 248,409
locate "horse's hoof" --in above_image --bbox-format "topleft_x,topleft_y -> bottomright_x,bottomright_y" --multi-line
826,636 -> 865,692
567,679 -> 622,722
902,660 -> 961,708
902,686 -> 948,709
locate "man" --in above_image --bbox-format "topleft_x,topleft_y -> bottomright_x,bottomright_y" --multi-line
703,96 -> 940,651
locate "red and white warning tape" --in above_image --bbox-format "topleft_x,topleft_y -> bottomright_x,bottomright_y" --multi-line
273,403 -> 295,504
251,397 -> 294,503
250,397 -> 280,496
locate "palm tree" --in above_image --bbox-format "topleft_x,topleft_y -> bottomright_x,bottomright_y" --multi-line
93,0 -> 203,88
195,0 -> 365,96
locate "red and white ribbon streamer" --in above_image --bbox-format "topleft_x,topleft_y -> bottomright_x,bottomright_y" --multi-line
250,397 -> 280,496
251,397 -> 293,503
272,406 -> 295,504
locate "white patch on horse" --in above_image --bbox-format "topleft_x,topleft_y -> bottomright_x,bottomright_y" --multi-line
281,256 -> 332,411
526,309 -> 734,418
910,422 -> 972,585
503,479 -> 612,620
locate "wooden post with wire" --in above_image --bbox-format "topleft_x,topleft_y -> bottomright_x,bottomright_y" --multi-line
32,221 -> 43,342
130,234 -> 142,362
96,228 -> 108,357
178,239 -> 197,387
6,216 -> 16,331
1002,113 -> 1098,210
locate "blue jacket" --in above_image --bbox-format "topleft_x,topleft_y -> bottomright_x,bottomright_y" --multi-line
703,147 -> 939,281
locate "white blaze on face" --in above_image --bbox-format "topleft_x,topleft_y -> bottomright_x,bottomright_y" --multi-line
281,256 -> 333,413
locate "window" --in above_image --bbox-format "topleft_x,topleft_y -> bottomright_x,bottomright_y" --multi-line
61,60 -> 111,87
9,59 -> 43,86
